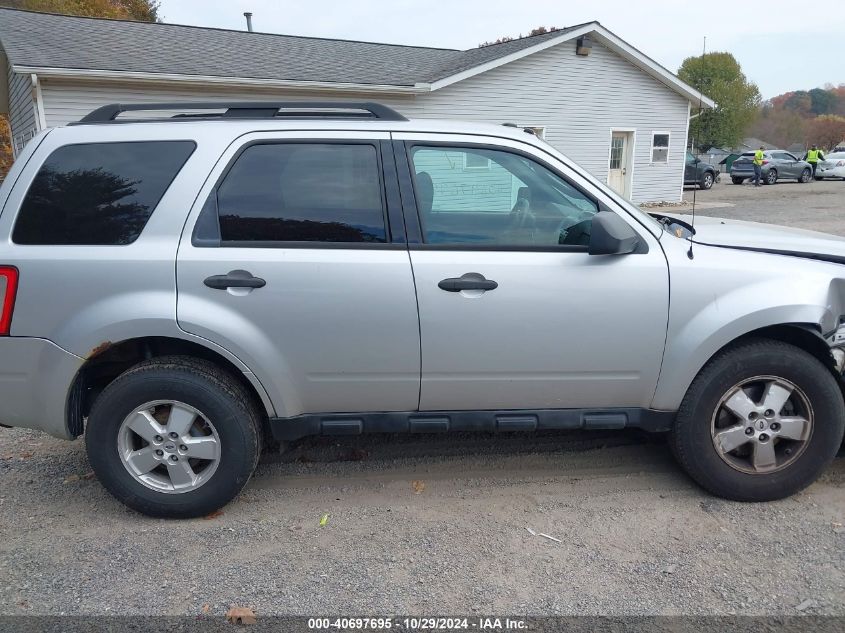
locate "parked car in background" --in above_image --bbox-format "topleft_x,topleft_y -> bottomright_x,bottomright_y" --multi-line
816,152 -> 845,180
684,152 -> 718,190
730,150 -> 813,185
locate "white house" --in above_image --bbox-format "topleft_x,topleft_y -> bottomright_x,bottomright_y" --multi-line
0,8 -> 713,202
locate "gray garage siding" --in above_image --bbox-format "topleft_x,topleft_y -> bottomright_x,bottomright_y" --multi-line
410,40 -> 690,203
8,67 -> 37,154
37,78 -> 418,128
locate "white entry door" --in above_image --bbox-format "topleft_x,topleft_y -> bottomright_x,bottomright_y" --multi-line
608,131 -> 632,199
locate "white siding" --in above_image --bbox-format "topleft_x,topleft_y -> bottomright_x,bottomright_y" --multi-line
8,67 -> 37,154
411,40 -> 690,203
39,79 -> 417,127
37,38 -> 691,202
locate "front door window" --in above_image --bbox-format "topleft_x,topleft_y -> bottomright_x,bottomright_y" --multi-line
410,145 -> 598,248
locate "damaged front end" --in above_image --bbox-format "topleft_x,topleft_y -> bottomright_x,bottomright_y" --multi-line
827,319 -> 845,374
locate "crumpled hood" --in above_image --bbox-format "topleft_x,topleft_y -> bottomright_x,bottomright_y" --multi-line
659,213 -> 845,263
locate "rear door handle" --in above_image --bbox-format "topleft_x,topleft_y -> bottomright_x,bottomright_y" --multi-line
438,273 -> 498,292
204,270 -> 266,290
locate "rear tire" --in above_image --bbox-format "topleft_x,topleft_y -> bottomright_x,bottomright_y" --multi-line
765,169 -> 777,185
670,339 -> 844,501
799,168 -> 811,183
700,172 -> 714,189
86,356 -> 262,518
731,177 -> 744,185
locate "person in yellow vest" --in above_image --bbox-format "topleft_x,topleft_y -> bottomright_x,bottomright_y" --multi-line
752,146 -> 765,187
803,145 -> 825,181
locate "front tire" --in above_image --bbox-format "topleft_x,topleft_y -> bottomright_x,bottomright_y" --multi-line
765,169 -> 778,185
731,177 -> 744,185
670,339 -> 844,501
86,356 -> 262,518
799,168 -> 811,183
700,172 -> 714,190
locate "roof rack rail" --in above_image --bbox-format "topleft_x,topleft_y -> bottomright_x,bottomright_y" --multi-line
73,101 -> 408,124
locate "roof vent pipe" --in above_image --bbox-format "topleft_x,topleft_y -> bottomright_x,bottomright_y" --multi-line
243,12 -> 254,32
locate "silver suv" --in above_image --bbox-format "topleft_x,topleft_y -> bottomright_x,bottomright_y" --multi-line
1,102 -> 844,518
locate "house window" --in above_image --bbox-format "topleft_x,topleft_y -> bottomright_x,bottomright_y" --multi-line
651,133 -> 670,163
463,151 -> 491,170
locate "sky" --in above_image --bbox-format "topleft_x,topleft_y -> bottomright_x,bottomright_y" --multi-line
156,0 -> 841,99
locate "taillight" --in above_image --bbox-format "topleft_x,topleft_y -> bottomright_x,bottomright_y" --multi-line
0,266 -> 19,336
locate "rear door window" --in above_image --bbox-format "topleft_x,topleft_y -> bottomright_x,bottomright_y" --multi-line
216,143 -> 387,244
13,141 -> 195,245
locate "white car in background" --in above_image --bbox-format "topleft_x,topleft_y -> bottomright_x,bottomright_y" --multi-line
816,152 -> 845,180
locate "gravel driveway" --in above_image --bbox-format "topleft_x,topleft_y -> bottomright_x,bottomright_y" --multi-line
682,178 -> 845,236
1,180 -> 844,621
1,426 -> 843,618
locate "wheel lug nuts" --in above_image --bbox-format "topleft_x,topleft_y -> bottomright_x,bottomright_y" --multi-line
155,449 -> 164,457
759,433 -> 769,442
748,412 -> 759,420
764,409 -> 775,418
169,432 -> 178,439
745,428 -> 754,435
169,455 -> 178,462
154,435 -> 163,442
179,445 -> 187,452
770,422 -> 780,431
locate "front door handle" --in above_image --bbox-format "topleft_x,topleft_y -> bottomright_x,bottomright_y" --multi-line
204,270 -> 266,290
438,273 -> 498,292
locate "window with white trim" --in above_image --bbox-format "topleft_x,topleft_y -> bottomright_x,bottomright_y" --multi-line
651,132 -> 670,163
463,152 -> 491,170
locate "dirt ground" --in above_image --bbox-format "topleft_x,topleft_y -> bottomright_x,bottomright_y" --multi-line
1,180 -> 844,620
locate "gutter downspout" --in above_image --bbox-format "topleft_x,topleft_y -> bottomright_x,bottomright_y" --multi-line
30,73 -> 47,131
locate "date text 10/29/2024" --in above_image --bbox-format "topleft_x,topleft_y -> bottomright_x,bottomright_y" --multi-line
307,618 -> 529,630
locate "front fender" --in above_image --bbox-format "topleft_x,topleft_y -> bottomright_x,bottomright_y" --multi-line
652,239 -> 845,410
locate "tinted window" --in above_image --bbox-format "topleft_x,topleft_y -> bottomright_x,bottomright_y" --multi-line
13,141 -> 195,245
410,146 -> 599,247
217,143 -> 386,243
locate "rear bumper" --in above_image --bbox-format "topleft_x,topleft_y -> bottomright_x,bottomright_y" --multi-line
817,166 -> 845,178
0,337 -> 83,439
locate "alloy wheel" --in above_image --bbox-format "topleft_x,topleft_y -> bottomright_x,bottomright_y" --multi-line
710,376 -> 813,474
117,400 -> 221,493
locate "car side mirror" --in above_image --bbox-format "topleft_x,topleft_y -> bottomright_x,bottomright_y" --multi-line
588,211 -> 641,256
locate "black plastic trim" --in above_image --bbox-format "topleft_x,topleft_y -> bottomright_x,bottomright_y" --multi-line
66,372 -> 85,438
392,140 -> 423,244
379,140 -> 407,244
270,408 -> 675,441
696,241 -> 845,266
74,101 -> 408,124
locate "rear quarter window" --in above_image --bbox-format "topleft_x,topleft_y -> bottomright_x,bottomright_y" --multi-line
12,141 -> 196,245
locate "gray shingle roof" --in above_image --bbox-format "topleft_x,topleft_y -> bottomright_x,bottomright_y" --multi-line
0,8 -> 589,86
